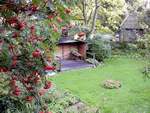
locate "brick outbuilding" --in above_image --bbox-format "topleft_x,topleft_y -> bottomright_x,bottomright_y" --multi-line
54,36 -> 87,60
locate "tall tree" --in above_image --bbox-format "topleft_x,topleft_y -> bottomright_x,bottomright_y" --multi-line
70,0 -> 127,37
97,0 -> 127,33
70,0 -> 99,39
87,0 -> 99,38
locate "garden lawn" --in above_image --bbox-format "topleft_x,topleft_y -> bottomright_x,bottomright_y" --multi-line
50,57 -> 150,113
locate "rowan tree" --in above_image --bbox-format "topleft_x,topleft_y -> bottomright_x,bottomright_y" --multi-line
0,0 -> 74,112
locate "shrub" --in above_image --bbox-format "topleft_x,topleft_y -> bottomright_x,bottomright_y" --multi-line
86,34 -> 111,61
137,49 -> 147,57
86,58 -> 101,67
111,48 -> 122,55
109,37 -> 118,42
129,53 -> 143,60
110,55 -> 117,58
42,82 -> 79,112
136,42 -> 146,50
112,42 -> 129,50
112,42 -> 138,56
0,93 -> 23,113
128,43 -> 137,50
138,63 -> 150,79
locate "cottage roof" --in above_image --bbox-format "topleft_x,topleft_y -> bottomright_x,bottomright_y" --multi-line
55,36 -> 86,45
55,36 -> 70,44
120,13 -> 144,29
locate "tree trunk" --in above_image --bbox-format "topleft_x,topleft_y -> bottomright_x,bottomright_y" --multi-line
87,0 -> 99,39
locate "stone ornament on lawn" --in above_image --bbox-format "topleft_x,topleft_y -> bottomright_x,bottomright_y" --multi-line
100,78 -> 121,89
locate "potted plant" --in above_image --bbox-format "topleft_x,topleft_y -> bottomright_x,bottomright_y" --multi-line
70,48 -> 82,56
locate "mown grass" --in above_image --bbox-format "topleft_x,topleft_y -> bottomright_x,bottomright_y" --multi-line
50,57 -> 150,112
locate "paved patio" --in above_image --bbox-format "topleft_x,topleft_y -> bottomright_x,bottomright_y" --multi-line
46,59 -> 95,76
60,59 -> 95,72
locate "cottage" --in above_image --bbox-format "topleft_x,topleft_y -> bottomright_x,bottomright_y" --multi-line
119,13 -> 145,42
54,36 -> 87,60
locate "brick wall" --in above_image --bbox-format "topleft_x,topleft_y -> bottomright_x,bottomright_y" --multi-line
54,45 -> 62,60
63,43 -> 71,59
54,43 -> 79,59
78,43 -> 86,60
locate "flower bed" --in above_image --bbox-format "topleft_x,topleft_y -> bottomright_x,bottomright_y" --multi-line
100,78 -> 121,89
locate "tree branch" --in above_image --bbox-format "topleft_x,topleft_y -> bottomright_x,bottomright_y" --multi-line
73,19 -> 84,20
87,9 -> 93,25
82,0 -> 87,25
87,0 -> 99,39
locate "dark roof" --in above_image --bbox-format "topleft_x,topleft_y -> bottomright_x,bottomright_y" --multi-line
76,40 -> 87,43
55,36 -> 86,45
120,13 -> 145,29
55,36 -> 70,44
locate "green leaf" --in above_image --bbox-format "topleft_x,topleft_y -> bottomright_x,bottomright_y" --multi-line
32,0 -> 40,4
